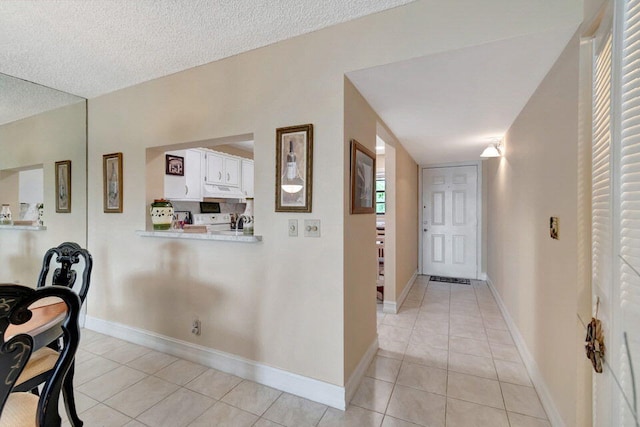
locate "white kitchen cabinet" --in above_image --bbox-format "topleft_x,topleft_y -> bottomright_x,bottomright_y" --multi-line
164,149 -> 202,201
205,152 -> 224,184
224,156 -> 240,186
205,150 -> 240,187
241,159 -> 254,198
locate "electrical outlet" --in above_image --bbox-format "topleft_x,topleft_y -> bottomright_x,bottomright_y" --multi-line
191,318 -> 201,336
304,219 -> 321,237
288,219 -> 298,237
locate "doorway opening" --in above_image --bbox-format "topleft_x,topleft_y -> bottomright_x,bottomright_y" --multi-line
376,136 -> 386,303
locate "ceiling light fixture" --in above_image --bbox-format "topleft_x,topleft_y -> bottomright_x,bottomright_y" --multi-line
480,139 -> 503,158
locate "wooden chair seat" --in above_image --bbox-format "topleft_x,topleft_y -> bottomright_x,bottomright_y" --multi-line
1,392 -> 39,427
15,348 -> 59,389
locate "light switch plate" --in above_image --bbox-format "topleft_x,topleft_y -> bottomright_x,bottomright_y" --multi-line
288,219 -> 298,237
304,219 -> 321,237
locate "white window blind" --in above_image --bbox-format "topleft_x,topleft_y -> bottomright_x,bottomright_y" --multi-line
618,0 -> 640,424
593,31 -> 613,310
592,30 -> 614,427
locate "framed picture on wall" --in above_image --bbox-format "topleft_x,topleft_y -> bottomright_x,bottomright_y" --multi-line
103,152 -> 123,213
350,139 -> 376,214
55,160 -> 71,213
165,154 -> 184,176
275,123 -> 313,212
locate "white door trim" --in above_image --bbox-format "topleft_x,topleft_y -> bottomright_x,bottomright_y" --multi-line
419,161 -> 482,278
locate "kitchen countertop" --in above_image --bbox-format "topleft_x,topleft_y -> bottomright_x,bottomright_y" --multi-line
0,224 -> 47,231
136,229 -> 262,243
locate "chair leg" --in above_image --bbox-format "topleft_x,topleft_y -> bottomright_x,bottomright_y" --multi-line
62,362 -> 83,427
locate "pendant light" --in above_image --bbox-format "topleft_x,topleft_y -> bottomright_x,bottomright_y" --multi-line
281,140 -> 304,193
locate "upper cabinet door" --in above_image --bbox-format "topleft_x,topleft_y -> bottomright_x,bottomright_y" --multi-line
224,157 -> 240,186
164,149 -> 203,201
205,152 -> 224,184
241,159 -> 254,198
184,149 -> 202,200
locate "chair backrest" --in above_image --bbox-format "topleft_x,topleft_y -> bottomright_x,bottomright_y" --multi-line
0,284 -> 81,426
0,289 -> 33,413
37,242 -> 93,303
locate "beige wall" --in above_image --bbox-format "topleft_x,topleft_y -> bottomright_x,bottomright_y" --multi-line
376,124 -> 418,306
342,78 -> 418,378
343,78 -> 378,382
0,101 -> 87,286
485,36 -> 582,425
84,0 -> 583,393
393,143 -> 418,300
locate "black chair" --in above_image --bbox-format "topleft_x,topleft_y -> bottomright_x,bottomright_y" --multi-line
37,242 -> 93,302
13,242 -> 92,426
0,284 -> 81,426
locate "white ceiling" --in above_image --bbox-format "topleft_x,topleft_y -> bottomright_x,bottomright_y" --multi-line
0,0 -> 413,99
0,73 -> 84,125
0,0 -> 579,166
348,26 -> 578,164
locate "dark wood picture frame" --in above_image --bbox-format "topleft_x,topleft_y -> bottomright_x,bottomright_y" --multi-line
103,152 -> 123,213
55,160 -> 71,213
350,139 -> 376,214
275,123 -> 313,212
165,154 -> 184,176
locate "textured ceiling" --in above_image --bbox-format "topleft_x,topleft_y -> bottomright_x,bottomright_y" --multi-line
348,26 -> 578,164
1,0 -> 580,167
0,73 -> 84,125
0,0 -> 413,99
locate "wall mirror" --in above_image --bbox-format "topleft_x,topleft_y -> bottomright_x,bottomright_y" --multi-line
0,72 -> 87,285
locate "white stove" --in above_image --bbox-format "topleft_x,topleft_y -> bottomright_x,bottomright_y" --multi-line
192,213 -> 231,231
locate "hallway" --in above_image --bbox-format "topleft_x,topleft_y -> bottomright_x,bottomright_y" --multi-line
362,276 -> 549,426
64,276 -> 547,426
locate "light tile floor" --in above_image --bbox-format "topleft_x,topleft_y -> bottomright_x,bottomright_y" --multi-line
61,276 -> 550,426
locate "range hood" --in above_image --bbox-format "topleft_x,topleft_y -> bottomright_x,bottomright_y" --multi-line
202,183 -> 246,199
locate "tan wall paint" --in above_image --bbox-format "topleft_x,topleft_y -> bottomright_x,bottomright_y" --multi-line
343,79 -> 418,377
343,78 -> 378,382
485,36 -> 581,425
85,0 -> 583,389
376,124 -> 418,305
393,144 -> 418,300
385,144 -> 397,302
0,101 -> 87,285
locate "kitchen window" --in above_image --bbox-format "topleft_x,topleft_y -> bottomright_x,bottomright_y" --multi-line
376,178 -> 385,214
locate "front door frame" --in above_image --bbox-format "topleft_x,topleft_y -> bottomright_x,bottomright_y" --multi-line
419,160 -> 483,279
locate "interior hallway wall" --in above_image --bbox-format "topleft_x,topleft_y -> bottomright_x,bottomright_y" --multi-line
344,78 -> 379,383
393,143 -> 418,300
485,35 -> 587,425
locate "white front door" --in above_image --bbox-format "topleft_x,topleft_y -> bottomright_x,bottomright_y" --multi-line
422,165 -> 478,279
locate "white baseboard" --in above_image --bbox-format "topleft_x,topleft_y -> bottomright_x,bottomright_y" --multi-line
85,316 -> 347,410
383,270 -> 418,314
345,336 -> 378,404
478,272 -> 488,281
382,300 -> 397,314
486,277 -> 565,427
